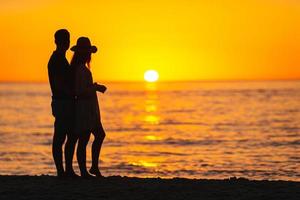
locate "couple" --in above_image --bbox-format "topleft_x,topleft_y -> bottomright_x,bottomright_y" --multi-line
47,29 -> 106,178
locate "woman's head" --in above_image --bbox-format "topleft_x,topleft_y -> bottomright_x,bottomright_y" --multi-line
70,37 -> 97,68
71,51 -> 92,68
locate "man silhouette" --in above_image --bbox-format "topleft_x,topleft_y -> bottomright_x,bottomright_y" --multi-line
48,29 -> 77,177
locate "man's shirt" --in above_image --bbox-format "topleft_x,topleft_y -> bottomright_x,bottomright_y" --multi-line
48,51 -> 72,99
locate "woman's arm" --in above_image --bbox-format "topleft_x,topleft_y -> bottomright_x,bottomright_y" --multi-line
94,83 -> 107,93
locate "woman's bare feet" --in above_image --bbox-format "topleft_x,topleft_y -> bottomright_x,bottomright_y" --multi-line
89,168 -> 103,178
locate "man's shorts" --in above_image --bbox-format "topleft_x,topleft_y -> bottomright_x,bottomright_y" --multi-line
51,99 -> 74,133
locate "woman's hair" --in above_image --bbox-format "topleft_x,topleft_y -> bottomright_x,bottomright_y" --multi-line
70,51 -> 92,68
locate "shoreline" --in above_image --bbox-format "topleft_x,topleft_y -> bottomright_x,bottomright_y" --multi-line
0,175 -> 299,200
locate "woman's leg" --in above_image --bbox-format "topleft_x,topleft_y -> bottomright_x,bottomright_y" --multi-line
76,131 -> 91,177
89,124 -> 106,176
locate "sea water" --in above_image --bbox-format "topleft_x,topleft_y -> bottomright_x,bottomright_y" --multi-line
0,81 -> 299,181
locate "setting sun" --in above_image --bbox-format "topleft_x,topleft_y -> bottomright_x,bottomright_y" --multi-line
144,70 -> 159,82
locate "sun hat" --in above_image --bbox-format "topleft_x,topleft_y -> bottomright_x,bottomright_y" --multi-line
70,37 -> 97,53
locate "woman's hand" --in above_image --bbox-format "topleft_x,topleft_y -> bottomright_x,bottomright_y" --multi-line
94,83 -> 107,93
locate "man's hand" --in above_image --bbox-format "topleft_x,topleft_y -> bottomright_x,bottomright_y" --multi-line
94,83 -> 107,93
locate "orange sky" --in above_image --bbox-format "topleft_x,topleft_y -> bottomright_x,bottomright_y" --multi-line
0,0 -> 300,82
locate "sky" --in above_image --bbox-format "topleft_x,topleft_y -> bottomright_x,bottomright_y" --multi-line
0,0 -> 300,82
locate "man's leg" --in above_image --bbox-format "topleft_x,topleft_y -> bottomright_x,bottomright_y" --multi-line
64,100 -> 78,177
89,124 -> 106,177
52,118 -> 67,177
64,132 -> 78,176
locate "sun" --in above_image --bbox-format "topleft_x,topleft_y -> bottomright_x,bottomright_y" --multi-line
144,70 -> 159,82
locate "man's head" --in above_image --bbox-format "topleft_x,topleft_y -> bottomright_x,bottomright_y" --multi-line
54,29 -> 70,51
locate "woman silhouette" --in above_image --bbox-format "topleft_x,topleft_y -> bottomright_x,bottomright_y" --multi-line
70,37 -> 106,178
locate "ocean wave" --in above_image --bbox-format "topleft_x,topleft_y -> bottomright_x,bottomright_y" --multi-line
160,120 -> 207,126
106,127 -> 162,132
139,137 -> 225,146
274,127 -> 300,133
125,151 -> 188,157
108,162 -> 155,174
0,91 -> 50,97
263,140 -> 300,147
165,109 -> 196,113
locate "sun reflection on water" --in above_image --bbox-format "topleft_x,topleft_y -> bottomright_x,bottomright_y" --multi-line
145,82 -> 157,91
145,103 -> 157,112
131,160 -> 158,168
144,82 -> 160,125
144,115 -> 160,124
145,135 -> 162,141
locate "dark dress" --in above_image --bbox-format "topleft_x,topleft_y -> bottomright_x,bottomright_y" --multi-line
74,64 -> 101,133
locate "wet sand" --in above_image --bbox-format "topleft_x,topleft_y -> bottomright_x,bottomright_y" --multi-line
0,175 -> 299,200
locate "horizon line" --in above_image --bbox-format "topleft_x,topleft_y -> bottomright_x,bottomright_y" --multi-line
0,78 -> 300,84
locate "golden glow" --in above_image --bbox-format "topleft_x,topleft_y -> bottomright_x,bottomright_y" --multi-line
144,115 -> 160,125
0,1 -> 300,82
145,83 -> 158,91
145,135 -> 162,141
144,70 -> 159,82
144,90 -> 160,124
145,104 -> 157,112
131,160 -> 158,168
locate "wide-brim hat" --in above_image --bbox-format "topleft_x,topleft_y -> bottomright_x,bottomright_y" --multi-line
70,37 -> 97,53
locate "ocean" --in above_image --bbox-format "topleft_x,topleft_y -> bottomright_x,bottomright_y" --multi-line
0,81 -> 299,181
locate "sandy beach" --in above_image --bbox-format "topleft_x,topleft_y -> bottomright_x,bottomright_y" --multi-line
0,175 -> 299,200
